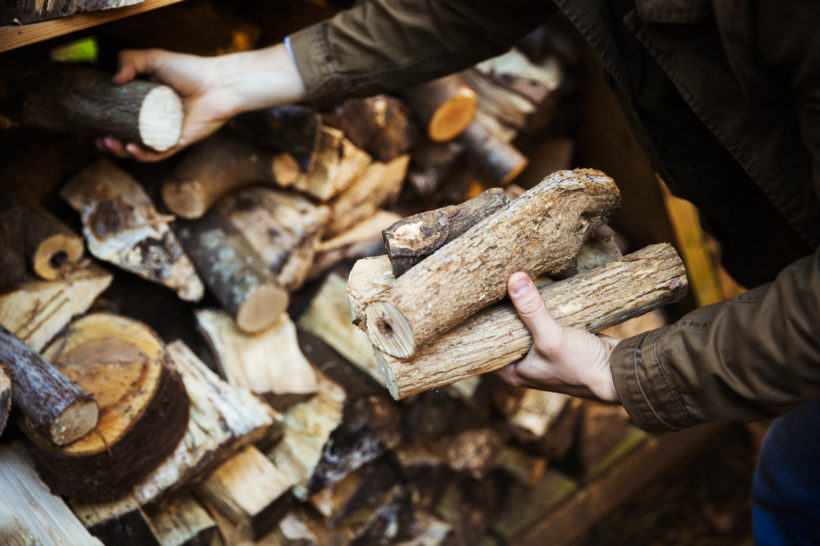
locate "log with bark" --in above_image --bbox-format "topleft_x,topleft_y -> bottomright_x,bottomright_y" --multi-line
406,139 -> 464,196
458,114 -> 529,184
374,243 -> 687,399
0,203 -> 27,286
145,495 -> 219,546
402,75 -> 477,142
71,495 -> 159,546
364,169 -> 621,358
196,309 -> 318,410
21,66 -> 182,152
293,126 -> 372,201
177,211 -> 288,334
460,68 -> 539,131
27,314 -> 188,500
23,204 -> 85,281
0,0 -> 143,25
474,49 -> 563,107
333,95 -> 419,162
61,159 -> 204,302
0,365 -> 10,439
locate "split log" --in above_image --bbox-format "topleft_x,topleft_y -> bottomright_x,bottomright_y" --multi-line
403,75 -> 477,142
460,68 -> 537,131
132,341 -> 281,506
327,154 -> 410,237
146,496 -> 219,546
394,443 -> 450,512
376,243 -> 688,399
504,389 -> 570,442
381,187 -> 510,277
177,211 -> 288,334
214,186 -> 331,291
0,443 -> 103,546
0,203 -> 27,286
334,95 -> 419,162
0,325 -> 98,446
28,314 -> 188,500
0,365 -> 10,439
23,205 -> 84,281
435,472 -> 507,546
474,49 -> 562,106
444,427 -> 506,479
347,255 -> 397,330
364,169 -> 621,358
71,495 -> 159,546
62,159 -> 204,302
293,126 -> 372,201
0,0 -> 142,25
196,446 -> 294,540
458,114 -> 528,184
399,511 -> 452,546
406,140 -> 464,196
22,66 -> 182,152
348,486 -> 414,545
308,457 -> 397,525
196,309 -> 318,410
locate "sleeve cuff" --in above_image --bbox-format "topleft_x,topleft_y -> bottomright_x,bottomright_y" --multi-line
287,23 -> 350,104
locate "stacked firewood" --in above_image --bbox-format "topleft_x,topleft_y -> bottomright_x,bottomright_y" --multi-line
0,33 -> 685,546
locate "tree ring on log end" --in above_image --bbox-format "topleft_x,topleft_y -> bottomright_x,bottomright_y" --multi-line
236,284 -> 289,334
364,301 -> 415,358
139,85 -> 183,152
34,234 -> 84,281
428,88 -> 477,142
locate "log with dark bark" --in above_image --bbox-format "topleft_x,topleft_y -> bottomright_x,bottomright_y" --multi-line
23,205 -> 84,281
364,169 -> 620,358
458,114 -> 529,184
177,211 -> 288,334
406,140 -> 464,196
0,325 -> 98,446
0,203 -> 27,286
62,159 -> 204,302
374,243 -> 688,399
293,126 -> 372,201
382,187 -> 510,277
334,95 -> 419,162
71,495 -> 159,546
145,496 -> 219,546
28,314 -> 189,500
0,365 -> 10,439
0,0 -> 142,25
402,75 -> 477,142
21,66 -> 182,152
474,49 -> 563,107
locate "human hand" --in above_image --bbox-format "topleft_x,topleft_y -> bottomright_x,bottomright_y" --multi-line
496,272 -> 621,402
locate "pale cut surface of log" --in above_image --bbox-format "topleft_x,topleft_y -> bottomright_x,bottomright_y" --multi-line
382,187 -> 510,277
23,204 -> 85,280
215,186 -> 331,291
71,494 -> 159,546
146,495 -> 219,546
376,243 -> 687,398
365,169 -> 621,358
62,159 -> 204,302
507,390 -> 570,440
334,95 -> 419,162
177,212 -> 287,334
162,135 -> 281,220
475,49 -> 562,105
132,340 -> 281,506
0,0 -> 143,25
327,154 -> 410,237
459,114 -> 529,184
23,66 -> 182,151
0,443 -> 103,546
403,75 -> 477,142
196,309 -> 318,409
460,68 -> 537,131
0,365 -> 10,439
293,126 -> 372,201
196,446 -> 294,540
0,324 -> 98,446
30,314 -> 188,500
347,255 -> 396,330
0,263 -> 112,352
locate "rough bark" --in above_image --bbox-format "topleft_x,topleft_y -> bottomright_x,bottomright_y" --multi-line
28,314 -> 188,500
0,365 -> 10,439
177,211 -> 287,334
62,159 -> 204,302
474,49 -> 563,106
0,203 -> 27,286
22,66 -> 182,152
0,0 -> 143,25
365,169 -> 621,358
406,139 -> 464,196
334,95 -> 419,162
145,496 -> 219,546
23,204 -> 85,281
458,114 -> 529,184
375,243 -> 687,398
402,75 -> 477,142
382,187 -> 510,277
293,126 -> 372,201
71,495 -> 159,546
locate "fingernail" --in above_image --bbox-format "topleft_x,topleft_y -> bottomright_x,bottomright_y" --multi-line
510,277 -> 530,297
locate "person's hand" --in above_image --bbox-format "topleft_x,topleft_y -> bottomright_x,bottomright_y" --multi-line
496,272 -> 621,402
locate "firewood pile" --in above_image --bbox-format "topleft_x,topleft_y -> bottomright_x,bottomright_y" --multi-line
0,26 -> 687,546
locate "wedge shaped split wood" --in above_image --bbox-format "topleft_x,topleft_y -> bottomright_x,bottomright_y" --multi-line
145,495 -> 219,546
61,159 -> 204,302
334,95 -> 419,162
293,126 -> 372,201
70,494 -> 159,546
403,75 -> 478,142
365,169 -> 621,358
23,205 -> 84,281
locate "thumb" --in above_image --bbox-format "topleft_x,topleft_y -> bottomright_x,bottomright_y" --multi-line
113,49 -> 158,85
508,272 -> 563,353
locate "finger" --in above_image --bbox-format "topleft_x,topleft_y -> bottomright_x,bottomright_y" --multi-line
99,137 -> 129,158
124,143 -> 170,163
494,359 -> 524,388
113,49 -> 157,85
508,272 -> 563,352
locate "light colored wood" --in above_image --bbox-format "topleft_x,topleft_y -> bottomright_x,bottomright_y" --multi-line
334,95 -> 418,162
347,255 -> 395,329
1,0 -> 144,25
62,159 -> 204,301
460,68 -> 537,130
132,340 -> 280,506
0,442 -> 103,546
71,494 -> 159,546
23,205 -> 85,281
0,365 -> 10,438
196,309 -> 318,409
146,495 -> 219,546
475,50 -> 562,105
375,243 -> 688,399
507,390 -> 569,440
293,126 -> 371,201
444,427 -> 505,479
396,511 -> 451,546
364,169 -> 620,358
403,75 -> 477,142
459,114 -> 528,184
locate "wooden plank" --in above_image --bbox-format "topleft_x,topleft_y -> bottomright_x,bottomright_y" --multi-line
0,0 -> 187,53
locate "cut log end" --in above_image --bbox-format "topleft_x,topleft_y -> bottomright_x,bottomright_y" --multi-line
49,398 -> 98,446
162,179 -> 207,220
138,85 -> 184,152
365,301 -> 415,359
236,284 -> 289,334
273,153 -> 302,186
429,88 -> 478,142
32,233 -> 84,281
373,349 -> 400,401
501,156 -> 530,185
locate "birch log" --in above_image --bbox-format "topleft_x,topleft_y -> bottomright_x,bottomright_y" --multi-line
0,365 -> 10,439
375,243 -> 687,398
403,75 -> 477,142
23,205 -> 85,281
365,169 -> 620,358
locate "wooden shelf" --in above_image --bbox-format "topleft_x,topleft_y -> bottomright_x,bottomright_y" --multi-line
0,0 -> 188,54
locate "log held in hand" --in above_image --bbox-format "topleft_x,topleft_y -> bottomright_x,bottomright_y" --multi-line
365,169 -> 621,358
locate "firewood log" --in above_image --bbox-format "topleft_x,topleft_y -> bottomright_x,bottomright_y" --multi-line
27,314 -> 188,500
292,125 -> 372,201
196,446 -> 295,540
196,309 -> 318,410
400,511 -> 452,546
71,495 -> 159,546
177,211 -> 288,334
214,186 -> 331,291
494,446 -> 547,487
349,486 -> 414,544
382,187 -> 510,277
364,169 -> 621,358
474,49 -> 562,106
146,496 -> 219,546
0,365 -> 10,439
132,340 -> 281,506
334,95 -> 419,162
0,203 -> 27,286
403,75 -> 477,142
458,114 -> 528,184
308,457 -> 397,525
23,205 -> 84,281
347,255 -> 396,330
0,0 -> 141,25
436,472 -> 507,546
0,325 -> 98,446
21,66 -> 182,152
61,159 -> 204,302
406,140 -> 464,196
0,442 -> 103,545
502,389 -> 570,442
374,244 -> 685,398
460,68 -> 538,131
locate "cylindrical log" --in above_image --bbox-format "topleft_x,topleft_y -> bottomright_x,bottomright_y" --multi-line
23,205 -> 84,281
365,169 -> 621,358
334,95 -> 419,162
459,116 -> 529,184
0,203 -> 27,286
403,75 -> 477,142
0,364 -> 10,439
0,325 -> 98,445
22,66 -> 183,152
382,188 -> 510,277
376,243 -> 688,399
406,140 -> 464,196
177,212 -> 288,334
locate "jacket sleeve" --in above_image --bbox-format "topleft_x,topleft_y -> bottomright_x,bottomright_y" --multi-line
287,0 -> 555,103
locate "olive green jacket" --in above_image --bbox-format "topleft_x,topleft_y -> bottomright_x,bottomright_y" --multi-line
289,0 -> 820,433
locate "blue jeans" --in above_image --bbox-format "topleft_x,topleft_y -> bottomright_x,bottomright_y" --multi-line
753,398 -> 820,545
